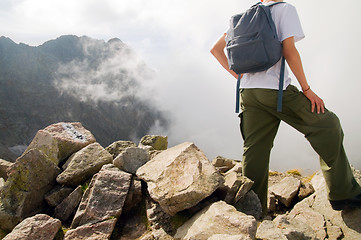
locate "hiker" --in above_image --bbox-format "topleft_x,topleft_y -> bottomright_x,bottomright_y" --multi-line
210,0 -> 361,214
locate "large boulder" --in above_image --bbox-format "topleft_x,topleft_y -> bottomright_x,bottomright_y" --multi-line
282,170 -> 361,239
136,142 -> 223,215
65,218 -> 117,240
71,164 -> 132,228
0,205 -> 21,234
256,215 -> 319,240
44,186 -> 74,207
288,203 -> 327,239
122,177 -> 143,213
0,159 -> 13,180
272,214 -> 317,239
256,220 -> 288,240
145,195 -> 174,235
113,147 -> 149,174
139,135 -> 168,150
3,214 -> 61,240
56,142 -> 113,186
234,190 -> 263,220
24,122 -> 95,164
217,171 -> 253,204
300,186 -> 361,239
212,156 -> 239,174
138,228 -> 174,240
53,186 -> 83,222
208,234 -> 252,240
174,201 -> 257,240
105,140 -> 137,159
0,149 -> 61,231
269,176 -> 301,207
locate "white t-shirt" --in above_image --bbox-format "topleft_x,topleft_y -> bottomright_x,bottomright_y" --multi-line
228,2 -> 305,90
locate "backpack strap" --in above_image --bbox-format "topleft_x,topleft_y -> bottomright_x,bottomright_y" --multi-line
277,56 -> 286,112
235,74 -> 241,113
260,2 -> 286,39
265,1 -> 287,112
267,2 -> 286,7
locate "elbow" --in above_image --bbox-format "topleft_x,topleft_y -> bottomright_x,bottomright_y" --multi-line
210,45 -> 223,57
210,46 -> 217,56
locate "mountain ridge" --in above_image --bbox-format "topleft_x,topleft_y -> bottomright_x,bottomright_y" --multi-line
0,35 -> 168,161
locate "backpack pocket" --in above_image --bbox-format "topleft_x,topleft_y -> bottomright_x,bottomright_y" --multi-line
226,32 -> 269,73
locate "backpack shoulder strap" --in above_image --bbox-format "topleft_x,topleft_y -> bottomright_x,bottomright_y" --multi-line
250,2 -> 263,8
266,2 -> 286,7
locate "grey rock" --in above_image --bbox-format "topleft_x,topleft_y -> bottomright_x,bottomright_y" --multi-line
226,161 -> 243,175
24,122 -> 95,165
139,135 -> 168,150
217,171 -> 245,203
0,178 -> 4,189
122,177 -> 143,213
212,156 -> 238,174
113,205 -> 148,240
54,186 -> 83,222
269,176 -> 301,207
234,176 -> 254,202
105,140 -> 136,159
0,205 -> 21,233
71,164 -> 132,228
145,195 -> 174,234
0,159 -> 13,180
113,147 -> 149,174
273,214 -> 317,240
138,228 -> 174,240
56,142 -> 113,187
295,171 -> 361,239
217,172 -> 253,204
326,224 -> 343,240
3,214 -> 61,240
136,142 -> 223,216
256,220 -> 288,240
208,234 -> 252,240
44,186 -> 74,207
288,202 -> 327,239
267,192 -> 277,213
0,149 -> 61,231
310,171 -> 325,192
174,201 -> 257,240
234,190 -> 263,221
308,186 -> 361,239
298,181 -> 315,201
65,219 -> 117,240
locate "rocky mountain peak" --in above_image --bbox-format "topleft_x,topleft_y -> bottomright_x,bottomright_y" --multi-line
0,122 -> 360,239
0,35 -> 168,161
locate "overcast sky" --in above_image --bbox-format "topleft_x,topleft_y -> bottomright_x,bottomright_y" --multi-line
1,0 -> 361,173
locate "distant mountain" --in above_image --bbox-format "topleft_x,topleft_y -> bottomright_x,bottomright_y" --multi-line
0,35 -> 169,161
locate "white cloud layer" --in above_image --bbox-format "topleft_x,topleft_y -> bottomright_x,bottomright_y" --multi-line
1,0 -> 361,172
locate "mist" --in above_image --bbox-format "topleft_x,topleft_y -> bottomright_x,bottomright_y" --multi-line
54,37 -> 155,105
1,0 -> 361,172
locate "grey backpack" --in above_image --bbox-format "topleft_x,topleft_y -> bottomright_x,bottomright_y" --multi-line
226,2 -> 286,112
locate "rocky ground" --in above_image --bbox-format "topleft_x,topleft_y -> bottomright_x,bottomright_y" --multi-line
0,122 -> 360,240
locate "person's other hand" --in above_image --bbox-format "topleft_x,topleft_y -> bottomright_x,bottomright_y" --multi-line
303,89 -> 325,114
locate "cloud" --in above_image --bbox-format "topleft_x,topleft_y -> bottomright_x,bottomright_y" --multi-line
54,37 -> 155,104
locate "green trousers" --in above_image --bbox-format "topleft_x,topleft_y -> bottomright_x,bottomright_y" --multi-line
240,85 -> 361,213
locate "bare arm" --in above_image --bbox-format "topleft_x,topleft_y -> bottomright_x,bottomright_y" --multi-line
282,37 -> 325,114
210,33 -> 240,79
